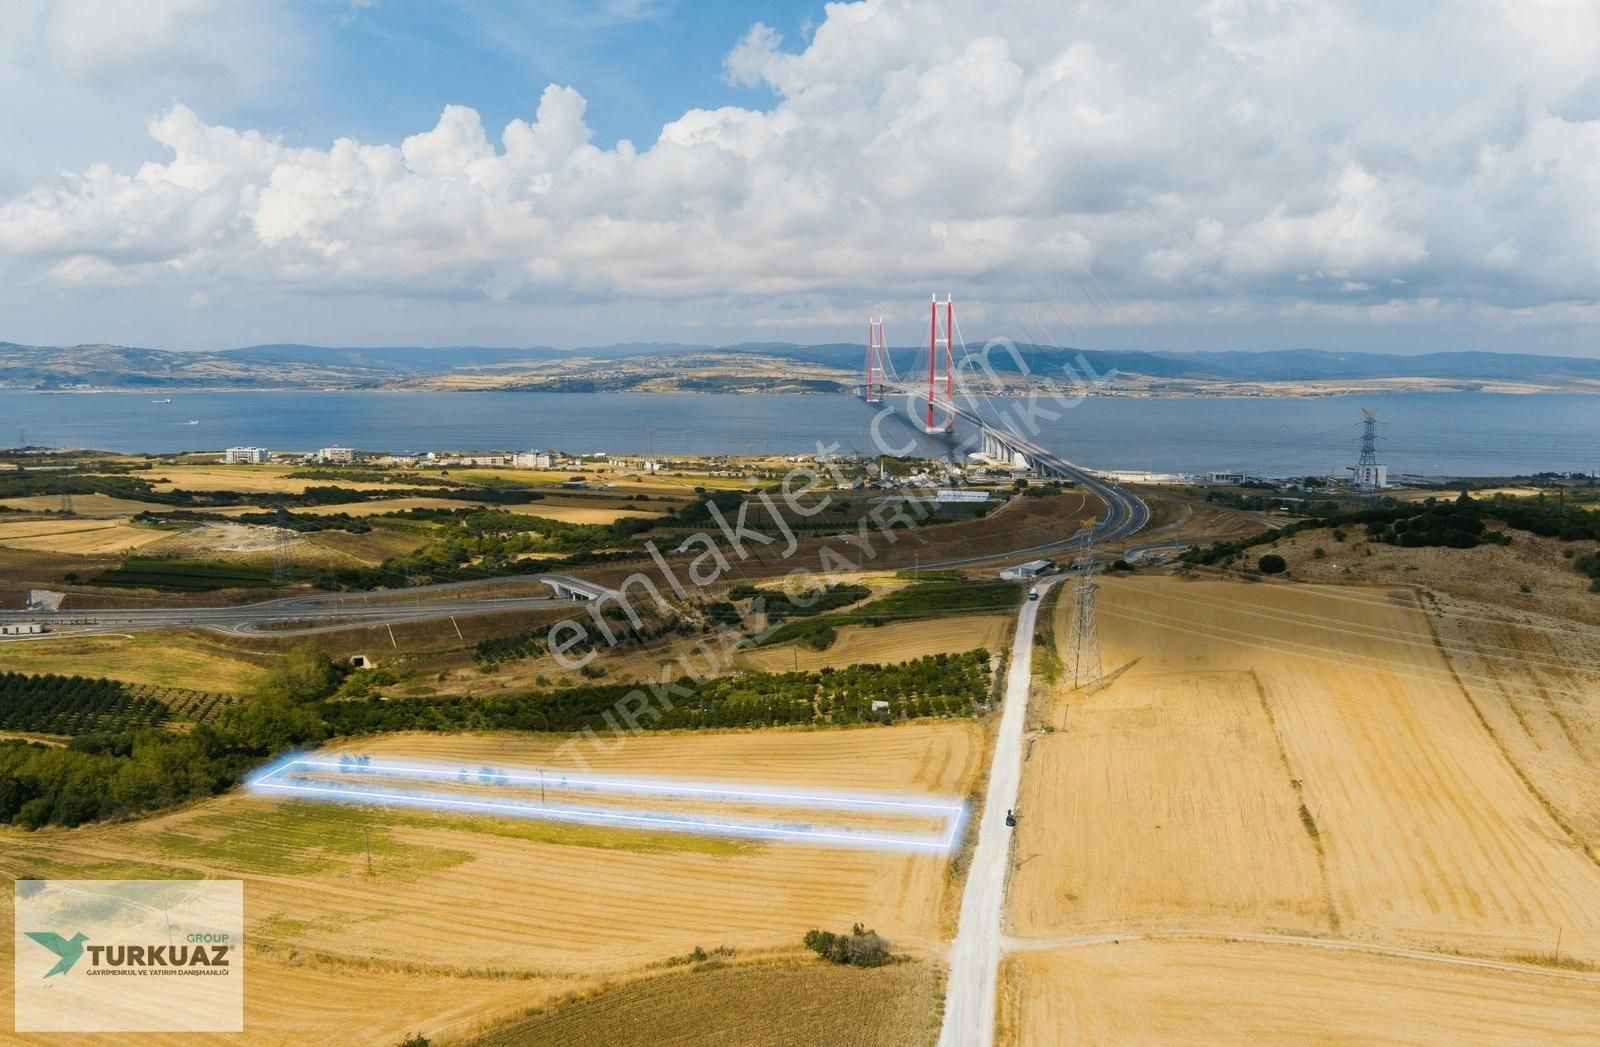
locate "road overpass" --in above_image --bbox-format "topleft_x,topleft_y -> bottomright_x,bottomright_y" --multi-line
0,576 -> 612,641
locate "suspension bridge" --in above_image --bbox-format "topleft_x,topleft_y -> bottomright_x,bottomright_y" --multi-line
859,294 -> 1150,556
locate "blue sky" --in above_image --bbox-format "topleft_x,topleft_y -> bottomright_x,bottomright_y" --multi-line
2,1 -> 1600,355
261,2 -> 808,154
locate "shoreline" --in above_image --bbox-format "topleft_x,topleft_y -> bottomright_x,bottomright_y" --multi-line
7,383 -> 1600,398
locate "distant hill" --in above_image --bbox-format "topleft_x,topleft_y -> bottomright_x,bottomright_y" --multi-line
2,339 -> 1599,392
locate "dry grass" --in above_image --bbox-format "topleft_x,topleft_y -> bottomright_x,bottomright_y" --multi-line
999,939 -> 1600,1046
0,518 -> 171,554
0,723 -> 979,1046
297,524 -> 436,566
152,466 -> 403,495
0,493 -> 162,517
1429,593 -> 1600,858
0,631 -> 267,691
736,614 -> 1013,674
465,959 -> 943,1047
1080,577 -> 1600,963
1010,646 -> 1329,937
1241,524 -> 1600,626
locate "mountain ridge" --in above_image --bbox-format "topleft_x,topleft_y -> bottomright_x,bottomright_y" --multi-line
3,340 -> 1599,391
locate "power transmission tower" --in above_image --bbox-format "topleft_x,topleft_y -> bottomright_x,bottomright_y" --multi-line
56,448 -> 73,516
1358,409 -> 1379,469
1066,549 -> 1103,690
1352,409 -> 1385,493
273,502 -> 294,582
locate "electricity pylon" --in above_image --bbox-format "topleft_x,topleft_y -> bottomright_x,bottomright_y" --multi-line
273,502 -> 294,582
1066,548 -> 1103,689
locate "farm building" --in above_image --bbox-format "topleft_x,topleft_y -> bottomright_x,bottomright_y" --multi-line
1000,559 -> 1054,581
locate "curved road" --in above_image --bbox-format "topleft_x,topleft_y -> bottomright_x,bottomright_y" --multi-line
923,433 -> 1149,569
0,575 -> 605,639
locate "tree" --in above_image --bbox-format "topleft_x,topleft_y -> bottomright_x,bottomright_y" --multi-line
1258,553 -> 1287,575
249,645 -> 341,705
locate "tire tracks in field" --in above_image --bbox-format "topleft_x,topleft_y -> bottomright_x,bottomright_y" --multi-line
1419,599 -> 1600,874
1248,667 -> 1341,934
1001,929 -> 1600,983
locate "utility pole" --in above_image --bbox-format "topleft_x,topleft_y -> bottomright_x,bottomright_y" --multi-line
57,449 -> 73,516
1066,547 -> 1104,690
273,501 -> 293,582
363,826 -> 372,875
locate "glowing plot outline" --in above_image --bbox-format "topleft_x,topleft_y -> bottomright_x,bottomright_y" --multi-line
247,756 -> 966,853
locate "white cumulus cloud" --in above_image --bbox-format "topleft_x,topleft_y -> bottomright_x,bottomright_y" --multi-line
4,0 -> 1600,351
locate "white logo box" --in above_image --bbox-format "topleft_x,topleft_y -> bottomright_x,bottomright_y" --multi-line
14,879 -> 244,1033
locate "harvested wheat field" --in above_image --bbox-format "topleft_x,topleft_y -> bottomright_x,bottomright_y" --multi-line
737,614 -> 1013,673
0,493 -> 162,517
0,517 -> 170,554
0,723 -> 979,1046
1063,576 -> 1600,963
998,939 -> 1600,1046
466,959 -> 943,1047
1429,591 -> 1600,856
150,466 -> 399,495
1009,663 -> 1331,937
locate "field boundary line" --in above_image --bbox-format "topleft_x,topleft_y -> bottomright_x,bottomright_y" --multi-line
1000,930 -> 1600,983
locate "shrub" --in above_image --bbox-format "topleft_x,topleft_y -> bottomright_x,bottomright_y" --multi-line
1312,547 -> 1326,559
1258,554 -> 1287,575
803,623 -> 837,650
803,923 -> 893,967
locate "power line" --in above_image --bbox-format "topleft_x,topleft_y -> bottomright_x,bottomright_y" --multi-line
273,501 -> 294,582
1066,547 -> 1104,689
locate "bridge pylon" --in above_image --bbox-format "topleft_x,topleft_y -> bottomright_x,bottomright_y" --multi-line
864,318 -> 887,403
925,294 -> 955,433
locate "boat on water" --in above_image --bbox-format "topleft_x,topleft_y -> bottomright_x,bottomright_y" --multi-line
150,398 -> 172,404
183,419 -> 199,425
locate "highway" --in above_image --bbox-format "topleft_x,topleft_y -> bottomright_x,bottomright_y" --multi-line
0,407 -> 1146,638
0,576 -> 605,639
938,576 -> 1058,1047
924,404 -> 1150,568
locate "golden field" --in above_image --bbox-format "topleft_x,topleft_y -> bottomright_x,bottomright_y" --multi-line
0,723 -> 981,1046
0,518 -> 170,555
149,466 -> 398,495
999,939 -> 1600,1045
736,613 -> 1013,674
1000,573 -> 1600,1044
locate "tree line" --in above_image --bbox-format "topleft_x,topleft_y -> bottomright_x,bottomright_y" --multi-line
0,647 -> 993,830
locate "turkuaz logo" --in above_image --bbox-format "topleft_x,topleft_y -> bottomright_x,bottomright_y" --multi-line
25,932 -> 87,977
25,930 -> 233,977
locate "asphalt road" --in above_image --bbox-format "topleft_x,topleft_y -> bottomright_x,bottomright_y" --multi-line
0,576 -> 601,639
923,432 -> 1150,569
938,575 -> 1058,1047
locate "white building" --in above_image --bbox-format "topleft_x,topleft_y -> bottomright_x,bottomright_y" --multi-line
0,622 -> 47,636
1208,471 -> 1245,485
1351,463 -> 1388,490
1000,559 -> 1054,580
936,489 -> 992,503
317,445 -> 356,463
224,446 -> 270,464
513,450 -> 556,469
